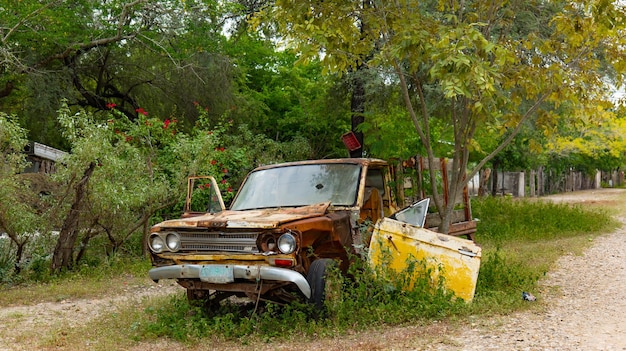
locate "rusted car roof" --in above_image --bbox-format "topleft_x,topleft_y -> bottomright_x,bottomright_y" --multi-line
251,158 -> 389,171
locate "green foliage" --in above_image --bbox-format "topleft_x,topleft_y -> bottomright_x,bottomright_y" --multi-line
472,197 -> 616,243
1,97 -> 318,279
0,239 -> 15,284
0,113 -> 29,172
221,34 -> 349,158
0,113 -> 48,269
475,249 -> 543,300
264,0 -> 626,231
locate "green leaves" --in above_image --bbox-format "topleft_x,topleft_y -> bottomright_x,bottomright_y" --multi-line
0,113 -> 29,173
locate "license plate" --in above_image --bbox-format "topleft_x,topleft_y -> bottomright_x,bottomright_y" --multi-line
199,265 -> 234,284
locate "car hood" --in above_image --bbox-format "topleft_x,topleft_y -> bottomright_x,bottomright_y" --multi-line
154,202 -> 331,229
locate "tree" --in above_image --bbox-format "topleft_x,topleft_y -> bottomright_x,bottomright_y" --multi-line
0,1 -> 240,147
262,0 -> 626,233
47,100 -> 315,272
0,113 -> 47,273
220,33 -> 351,158
49,102 -> 233,271
547,107 -> 626,174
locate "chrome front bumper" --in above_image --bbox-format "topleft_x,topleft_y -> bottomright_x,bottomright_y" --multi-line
149,264 -> 311,298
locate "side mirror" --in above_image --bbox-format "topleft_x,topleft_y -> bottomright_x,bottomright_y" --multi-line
390,198 -> 430,227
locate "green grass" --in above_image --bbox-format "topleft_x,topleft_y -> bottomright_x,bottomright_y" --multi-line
1,192 -> 622,350
134,256 -> 463,343
0,256 -> 152,306
468,196 -> 619,314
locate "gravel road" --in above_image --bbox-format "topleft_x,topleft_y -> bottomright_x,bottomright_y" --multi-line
447,216 -> 626,350
444,189 -> 626,351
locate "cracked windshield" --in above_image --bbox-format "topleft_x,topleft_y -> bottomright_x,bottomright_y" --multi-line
231,164 -> 361,210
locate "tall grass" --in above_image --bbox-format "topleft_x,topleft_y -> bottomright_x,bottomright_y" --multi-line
140,256 -> 463,343
2,194 -> 621,348
473,197 -> 614,243
127,196 -> 622,343
470,196 -> 618,312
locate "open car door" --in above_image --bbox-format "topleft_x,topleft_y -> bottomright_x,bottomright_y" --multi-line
183,176 -> 226,217
369,198 -> 482,302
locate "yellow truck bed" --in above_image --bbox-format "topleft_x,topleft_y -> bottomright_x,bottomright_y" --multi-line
368,218 -> 482,302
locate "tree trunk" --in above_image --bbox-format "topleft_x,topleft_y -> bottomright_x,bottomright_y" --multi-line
51,162 -> 96,273
142,219 -> 149,256
491,162 -> 500,196
349,69 -> 365,158
14,241 -> 26,274
74,230 -> 96,266
478,168 -> 491,197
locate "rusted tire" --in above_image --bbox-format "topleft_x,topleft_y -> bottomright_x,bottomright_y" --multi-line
306,258 -> 334,311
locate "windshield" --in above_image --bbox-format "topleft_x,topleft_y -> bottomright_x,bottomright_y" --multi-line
231,163 -> 362,210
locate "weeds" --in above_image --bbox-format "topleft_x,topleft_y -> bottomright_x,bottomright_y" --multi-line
1,193 -> 621,347
469,196 -> 618,313
139,255 -> 462,342
473,197 -> 616,243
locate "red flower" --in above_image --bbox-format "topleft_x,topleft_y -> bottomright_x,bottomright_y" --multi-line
204,183 -> 211,188
222,168 -> 228,173
211,160 -> 217,165
106,102 -> 117,109
125,136 -> 133,142
163,119 -> 171,129
221,179 -> 227,184
227,187 -> 233,193
193,101 -> 199,106
135,107 -> 148,116
198,184 -> 205,190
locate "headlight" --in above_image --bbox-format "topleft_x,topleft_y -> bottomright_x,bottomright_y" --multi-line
149,234 -> 164,253
277,233 -> 297,254
165,232 -> 181,252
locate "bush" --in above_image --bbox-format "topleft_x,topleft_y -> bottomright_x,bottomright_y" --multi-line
0,238 -> 16,284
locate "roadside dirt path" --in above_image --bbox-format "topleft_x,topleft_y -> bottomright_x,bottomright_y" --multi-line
444,188 -> 626,351
1,189 -> 625,351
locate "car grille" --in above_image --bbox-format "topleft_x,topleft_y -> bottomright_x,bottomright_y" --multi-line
177,230 -> 259,253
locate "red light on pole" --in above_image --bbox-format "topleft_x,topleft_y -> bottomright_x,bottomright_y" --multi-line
341,131 -> 361,151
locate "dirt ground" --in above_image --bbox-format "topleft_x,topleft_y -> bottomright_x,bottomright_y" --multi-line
1,188 -> 625,351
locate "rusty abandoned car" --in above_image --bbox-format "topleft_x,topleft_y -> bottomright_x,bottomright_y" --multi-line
147,158 -> 482,309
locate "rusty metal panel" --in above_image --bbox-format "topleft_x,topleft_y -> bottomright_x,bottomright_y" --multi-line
153,202 -> 332,231
368,218 -> 482,302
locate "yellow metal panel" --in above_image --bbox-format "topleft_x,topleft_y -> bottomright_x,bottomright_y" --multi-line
368,218 -> 482,302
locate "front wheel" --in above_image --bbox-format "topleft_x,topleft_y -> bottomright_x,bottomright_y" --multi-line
306,258 -> 335,310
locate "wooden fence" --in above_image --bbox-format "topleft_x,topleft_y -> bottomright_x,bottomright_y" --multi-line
397,157 -> 613,202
